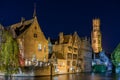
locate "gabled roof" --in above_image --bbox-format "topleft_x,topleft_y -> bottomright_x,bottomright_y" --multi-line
50,32 -> 80,45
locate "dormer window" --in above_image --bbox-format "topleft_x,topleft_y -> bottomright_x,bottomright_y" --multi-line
34,33 -> 37,38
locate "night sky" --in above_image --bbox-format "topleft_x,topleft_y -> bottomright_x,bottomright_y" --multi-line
0,0 -> 120,54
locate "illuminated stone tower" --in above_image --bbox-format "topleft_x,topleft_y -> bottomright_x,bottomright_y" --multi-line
91,18 -> 102,54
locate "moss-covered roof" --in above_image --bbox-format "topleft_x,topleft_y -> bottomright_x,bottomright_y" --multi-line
10,19 -> 34,37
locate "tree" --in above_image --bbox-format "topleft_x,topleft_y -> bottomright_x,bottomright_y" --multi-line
0,30 -> 19,74
111,43 -> 120,67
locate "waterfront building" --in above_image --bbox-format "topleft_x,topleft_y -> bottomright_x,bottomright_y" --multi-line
49,52 -> 67,74
78,37 -> 92,72
9,15 -> 48,65
50,32 -> 79,73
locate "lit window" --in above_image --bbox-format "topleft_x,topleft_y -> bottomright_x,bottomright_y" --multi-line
38,44 -> 42,51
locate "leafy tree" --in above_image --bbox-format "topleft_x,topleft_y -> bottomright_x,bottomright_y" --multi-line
0,30 -> 19,74
111,43 -> 120,67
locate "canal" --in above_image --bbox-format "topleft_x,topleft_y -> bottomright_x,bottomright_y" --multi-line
0,72 -> 120,80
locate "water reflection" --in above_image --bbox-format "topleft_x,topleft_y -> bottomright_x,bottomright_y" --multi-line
0,76 -> 35,80
0,73 -> 120,80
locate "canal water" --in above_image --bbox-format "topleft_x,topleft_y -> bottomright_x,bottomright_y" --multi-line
0,72 -> 120,80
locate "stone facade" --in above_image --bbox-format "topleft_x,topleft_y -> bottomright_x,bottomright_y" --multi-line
78,37 -> 92,72
10,16 -> 48,64
49,52 -> 67,74
51,32 -> 80,73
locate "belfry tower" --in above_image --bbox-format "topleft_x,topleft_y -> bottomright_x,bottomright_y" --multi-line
91,18 -> 102,54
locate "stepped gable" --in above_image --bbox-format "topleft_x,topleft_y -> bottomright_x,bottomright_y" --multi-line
51,34 -> 71,44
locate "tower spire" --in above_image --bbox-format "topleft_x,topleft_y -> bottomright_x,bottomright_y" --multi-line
33,3 -> 36,18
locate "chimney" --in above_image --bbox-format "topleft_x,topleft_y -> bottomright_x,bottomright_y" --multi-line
21,17 -> 25,24
59,32 -> 64,44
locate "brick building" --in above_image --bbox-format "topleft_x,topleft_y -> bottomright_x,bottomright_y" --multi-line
10,16 -> 48,65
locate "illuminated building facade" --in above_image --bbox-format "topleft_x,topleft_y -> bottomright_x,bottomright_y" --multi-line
49,52 -> 67,74
91,18 -> 102,54
50,32 -> 79,73
10,16 -> 48,64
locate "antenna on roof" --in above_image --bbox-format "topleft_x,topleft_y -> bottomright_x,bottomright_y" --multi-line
33,3 -> 36,18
